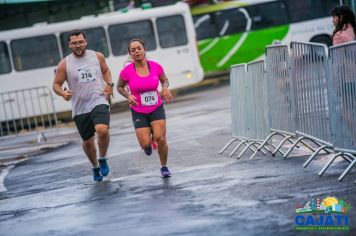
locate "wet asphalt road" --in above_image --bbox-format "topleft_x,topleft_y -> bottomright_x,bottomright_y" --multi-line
0,83 -> 355,236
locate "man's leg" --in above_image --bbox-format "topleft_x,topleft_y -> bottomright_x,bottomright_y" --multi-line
74,110 -> 104,181
83,136 -> 103,181
90,104 -> 111,176
82,136 -> 98,167
95,124 -> 110,158
95,124 -> 110,177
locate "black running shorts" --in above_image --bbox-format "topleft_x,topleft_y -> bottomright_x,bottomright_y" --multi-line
131,104 -> 166,129
73,104 -> 110,141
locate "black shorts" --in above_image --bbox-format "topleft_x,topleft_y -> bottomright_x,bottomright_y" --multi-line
131,104 -> 166,129
73,104 -> 110,141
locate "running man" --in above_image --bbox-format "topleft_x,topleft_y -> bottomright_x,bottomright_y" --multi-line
117,39 -> 174,177
53,30 -> 114,181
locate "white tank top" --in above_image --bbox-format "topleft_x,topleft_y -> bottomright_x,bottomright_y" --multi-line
65,50 -> 109,116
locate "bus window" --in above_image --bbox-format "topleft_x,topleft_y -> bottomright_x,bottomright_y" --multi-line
60,27 -> 109,58
193,14 -> 218,40
108,20 -> 157,56
11,35 -> 60,71
149,0 -> 178,7
0,42 -> 11,74
156,15 -> 188,48
283,0 -> 324,23
322,0 -> 340,16
215,8 -> 247,36
247,1 -> 288,30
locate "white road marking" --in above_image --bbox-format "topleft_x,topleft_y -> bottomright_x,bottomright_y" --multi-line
0,165 -> 15,193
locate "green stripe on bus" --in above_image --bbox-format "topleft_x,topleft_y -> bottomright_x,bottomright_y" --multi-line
199,35 -> 243,72
199,25 -> 289,72
191,2 -> 248,15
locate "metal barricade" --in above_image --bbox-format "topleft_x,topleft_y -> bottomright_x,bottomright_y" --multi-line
285,42 -> 334,164
226,61 -> 273,158
252,62 -> 270,144
234,61 -> 272,158
0,86 -> 58,136
221,61 -> 281,159
319,42 -> 356,181
251,45 -> 298,158
219,64 -> 248,155
219,41 -> 355,181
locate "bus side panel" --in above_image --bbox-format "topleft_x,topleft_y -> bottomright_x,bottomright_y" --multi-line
287,18 -> 334,43
0,68 -> 72,122
198,25 -> 289,73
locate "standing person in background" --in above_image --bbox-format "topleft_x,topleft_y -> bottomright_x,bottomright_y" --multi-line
53,30 -> 114,182
331,5 -> 356,45
331,5 -> 356,146
117,39 -> 174,178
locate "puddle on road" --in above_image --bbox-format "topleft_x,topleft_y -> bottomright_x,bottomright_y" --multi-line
264,198 -> 289,204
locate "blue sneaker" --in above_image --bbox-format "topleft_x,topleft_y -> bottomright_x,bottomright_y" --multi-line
160,166 -> 171,178
144,146 -> 152,156
93,167 -> 103,182
98,158 -> 110,176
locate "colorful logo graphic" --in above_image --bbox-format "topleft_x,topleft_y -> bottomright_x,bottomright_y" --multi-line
295,196 -> 351,231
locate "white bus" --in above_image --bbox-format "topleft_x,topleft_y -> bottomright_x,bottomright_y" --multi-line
191,0 -> 341,73
0,2 -> 204,122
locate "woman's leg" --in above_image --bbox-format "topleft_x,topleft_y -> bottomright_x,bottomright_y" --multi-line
135,127 -> 152,149
131,109 -> 152,151
151,120 -> 168,166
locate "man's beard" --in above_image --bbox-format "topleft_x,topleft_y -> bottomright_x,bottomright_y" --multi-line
72,46 -> 87,57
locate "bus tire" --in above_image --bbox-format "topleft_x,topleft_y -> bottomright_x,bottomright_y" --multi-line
310,35 -> 332,47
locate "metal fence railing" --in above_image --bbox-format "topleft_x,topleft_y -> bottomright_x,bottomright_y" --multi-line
219,64 -> 247,156
220,41 -> 356,182
0,86 -> 58,137
251,45 -> 302,159
238,61 -> 272,158
286,42 -> 334,166
319,42 -> 356,181
219,62 -> 273,158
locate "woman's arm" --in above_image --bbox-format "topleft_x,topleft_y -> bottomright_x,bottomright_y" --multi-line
117,78 -> 138,105
159,73 -> 174,103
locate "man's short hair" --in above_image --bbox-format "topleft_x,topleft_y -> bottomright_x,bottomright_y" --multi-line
67,30 -> 86,42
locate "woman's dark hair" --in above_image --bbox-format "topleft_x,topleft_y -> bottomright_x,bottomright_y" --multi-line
331,5 -> 356,37
127,38 -> 146,53
67,30 -> 86,42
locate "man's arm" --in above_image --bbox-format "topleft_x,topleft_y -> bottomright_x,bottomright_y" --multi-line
53,59 -> 72,101
96,52 -> 114,98
96,52 -> 113,85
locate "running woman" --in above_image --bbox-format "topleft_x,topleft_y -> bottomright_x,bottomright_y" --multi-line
117,39 -> 174,177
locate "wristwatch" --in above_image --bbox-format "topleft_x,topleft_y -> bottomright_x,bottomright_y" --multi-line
107,82 -> 114,87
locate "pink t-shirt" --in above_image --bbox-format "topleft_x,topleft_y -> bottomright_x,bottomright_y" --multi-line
120,60 -> 164,114
333,23 -> 356,45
